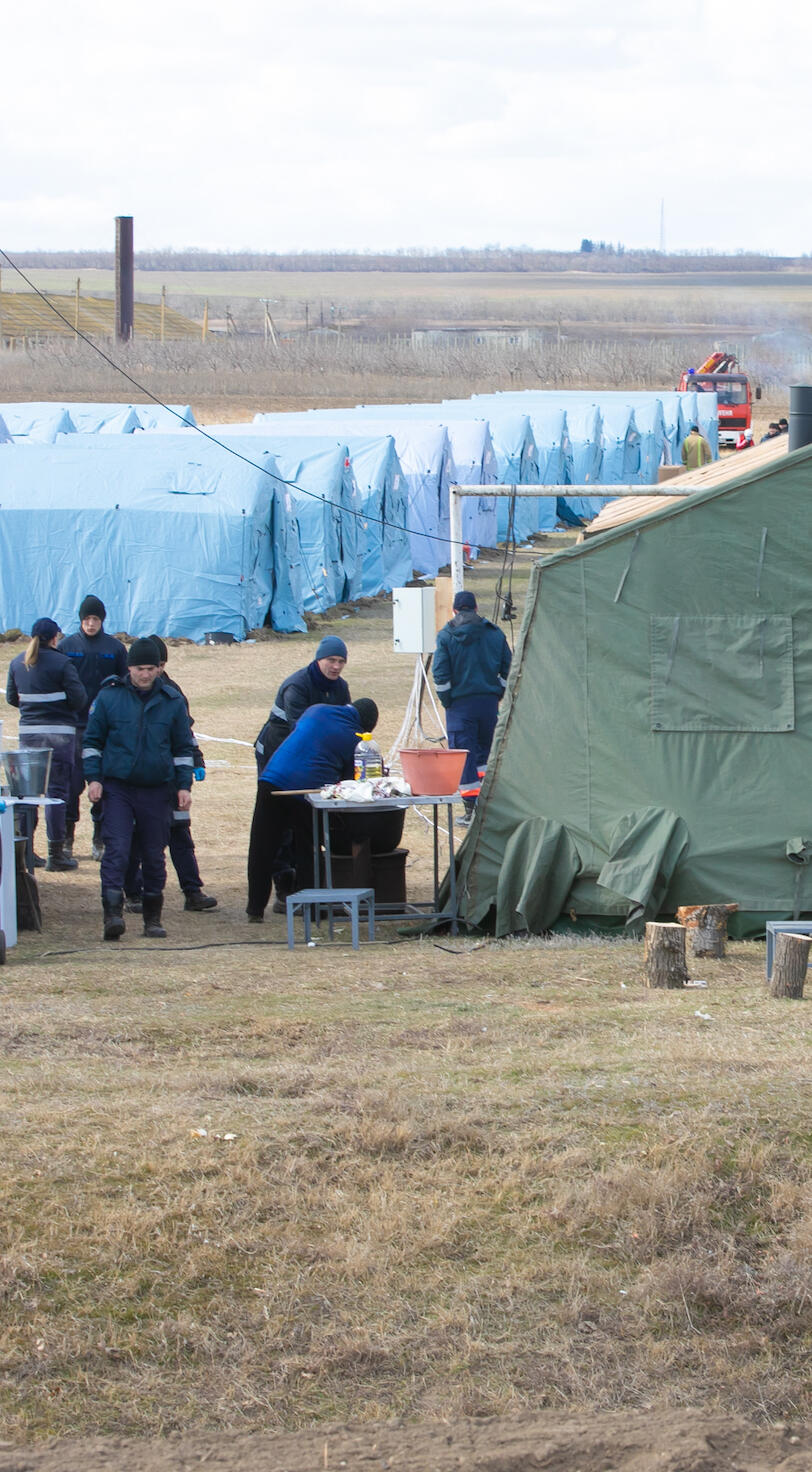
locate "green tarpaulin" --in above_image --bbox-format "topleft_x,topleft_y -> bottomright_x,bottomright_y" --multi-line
455,443 -> 812,937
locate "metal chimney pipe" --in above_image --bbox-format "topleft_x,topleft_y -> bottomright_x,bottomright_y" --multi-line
115,216 -> 134,342
788,385 -> 812,452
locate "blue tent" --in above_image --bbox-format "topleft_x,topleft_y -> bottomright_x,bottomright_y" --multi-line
0,437 -> 280,641
1,406 -> 77,443
288,413 -> 453,578
0,414 -> 11,445
243,437 -> 362,614
344,404 -> 500,555
0,401 -> 197,436
210,423 -> 411,598
600,403 -> 641,485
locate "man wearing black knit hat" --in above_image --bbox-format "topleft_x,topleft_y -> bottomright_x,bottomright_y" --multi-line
122,636 -> 217,914
60,594 -> 128,861
83,637 -> 195,941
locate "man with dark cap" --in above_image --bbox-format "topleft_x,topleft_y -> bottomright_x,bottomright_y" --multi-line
254,635 -> 352,911
254,636 -> 351,773
433,590 -> 511,825
246,697 -> 378,923
60,595 -> 128,861
83,637 -> 195,941
123,636 -> 216,913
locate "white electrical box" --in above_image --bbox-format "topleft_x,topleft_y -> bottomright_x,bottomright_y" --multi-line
392,586 -> 436,655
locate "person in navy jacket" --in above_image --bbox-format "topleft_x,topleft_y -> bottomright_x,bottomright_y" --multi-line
83,637 -> 195,942
6,617 -> 87,872
246,698 -> 378,923
433,590 -> 512,824
254,636 -> 352,774
59,595 -> 128,861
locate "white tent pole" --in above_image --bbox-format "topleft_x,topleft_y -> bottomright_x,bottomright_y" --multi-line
450,484 -> 690,497
450,484 -> 465,594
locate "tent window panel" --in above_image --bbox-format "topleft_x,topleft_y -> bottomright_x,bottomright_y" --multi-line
650,615 -> 794,733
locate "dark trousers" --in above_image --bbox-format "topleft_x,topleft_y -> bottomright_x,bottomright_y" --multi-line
124,815 -> 203,897
20,730 -> 77,843
445,695 -> 500,788
100,778 -> 172,895
247,783 -> 314,917
70,725 -> 102,827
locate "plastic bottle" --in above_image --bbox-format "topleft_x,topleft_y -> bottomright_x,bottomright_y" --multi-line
354,732 -> 383,781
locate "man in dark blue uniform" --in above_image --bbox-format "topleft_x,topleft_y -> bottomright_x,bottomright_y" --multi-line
83,638 -> 195,941
59,595 -> 128,860
433,590 -> 512,825
254,636 -> 351,774
123,636 -> 216,913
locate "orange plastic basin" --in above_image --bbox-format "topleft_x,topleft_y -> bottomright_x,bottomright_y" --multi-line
399,747 -> 468,796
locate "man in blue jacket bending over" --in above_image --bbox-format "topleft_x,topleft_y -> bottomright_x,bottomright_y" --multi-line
246,697 -> 378,923
83,637 -> 195,941
433,590 -> 512,825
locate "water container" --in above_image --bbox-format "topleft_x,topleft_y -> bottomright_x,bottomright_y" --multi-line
354,733 -> 383,781
1,749 -> 53,797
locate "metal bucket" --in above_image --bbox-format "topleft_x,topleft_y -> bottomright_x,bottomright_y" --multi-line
1,749 -> 53,798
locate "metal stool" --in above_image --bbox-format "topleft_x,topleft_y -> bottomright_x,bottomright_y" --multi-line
286,887 -> 375,950
765,921 -> 812,979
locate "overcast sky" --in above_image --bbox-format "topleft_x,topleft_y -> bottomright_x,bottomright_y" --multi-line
3,0 -> 809,256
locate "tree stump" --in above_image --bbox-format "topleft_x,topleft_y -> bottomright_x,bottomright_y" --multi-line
675,902 -> 739,958
769,932 -> 809,999
644,922 -> 688,989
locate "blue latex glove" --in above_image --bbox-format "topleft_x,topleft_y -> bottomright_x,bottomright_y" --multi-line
193,767 -> 206,783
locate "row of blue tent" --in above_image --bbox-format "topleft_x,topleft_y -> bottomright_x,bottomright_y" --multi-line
0,392 -> 718,641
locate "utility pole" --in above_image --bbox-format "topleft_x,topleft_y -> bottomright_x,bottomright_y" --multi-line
74,277 -> 81,337
160,283 -> 166,344
115,215 -> 134,342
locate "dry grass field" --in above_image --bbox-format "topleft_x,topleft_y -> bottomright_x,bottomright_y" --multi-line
1,552 -> 811,1464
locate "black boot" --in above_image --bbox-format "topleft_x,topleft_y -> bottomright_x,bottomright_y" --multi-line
125,893 -> 143,914
102,888 -> 126,941
63,821 -> 76,860
91,820 -> 104,862
46,840 -> 79,873
184,890 -> 217,911
142,893 -> 167,939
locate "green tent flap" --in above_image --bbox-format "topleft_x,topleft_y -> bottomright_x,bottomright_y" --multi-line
596,808 -> 689,921
495,818 -> 581,934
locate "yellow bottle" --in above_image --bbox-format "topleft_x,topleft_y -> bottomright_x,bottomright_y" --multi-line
354,732 -> 383,780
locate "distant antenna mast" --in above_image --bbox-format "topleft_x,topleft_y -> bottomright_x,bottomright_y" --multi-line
659,198 -> 666,254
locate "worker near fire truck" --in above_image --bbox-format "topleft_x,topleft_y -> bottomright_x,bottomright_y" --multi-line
760,423 -> 782,443
681,425 -> 712,470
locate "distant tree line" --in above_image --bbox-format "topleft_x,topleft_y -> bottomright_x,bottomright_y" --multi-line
7,246 -> 800,274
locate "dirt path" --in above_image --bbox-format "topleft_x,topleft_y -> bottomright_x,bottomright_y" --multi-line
1,1411 -> 810,1472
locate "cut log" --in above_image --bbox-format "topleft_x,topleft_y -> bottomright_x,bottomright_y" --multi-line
676,902 -> 739,958
769,932 -> 809,999
644,922 -> 688,989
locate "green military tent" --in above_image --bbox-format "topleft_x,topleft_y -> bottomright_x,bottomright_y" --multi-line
456,442 -> 812,938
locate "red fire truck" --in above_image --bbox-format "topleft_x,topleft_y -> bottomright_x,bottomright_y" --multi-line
679,351 -> 761,448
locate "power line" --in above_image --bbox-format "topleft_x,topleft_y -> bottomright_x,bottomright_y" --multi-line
0,246 -> 473,556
